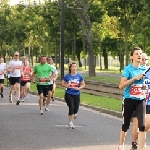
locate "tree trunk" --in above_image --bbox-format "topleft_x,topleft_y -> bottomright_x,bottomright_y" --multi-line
31,46 -> 33,66
103,47 -> 108,69
80,17 -> 95,76
125,25 -> 129,66
83,39 -> 86,69
73,30 -> 76,61
76,52 -> 82,67
99,40 -> 102,70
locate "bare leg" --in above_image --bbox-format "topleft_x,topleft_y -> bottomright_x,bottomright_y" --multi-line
132,117 -> 138,142
39,93 -> 43,110
138,131 -> 145,150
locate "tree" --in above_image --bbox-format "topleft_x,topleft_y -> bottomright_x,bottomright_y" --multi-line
104,0 -> 144,65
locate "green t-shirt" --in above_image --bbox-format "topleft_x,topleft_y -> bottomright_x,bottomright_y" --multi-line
34,63 -> 54,85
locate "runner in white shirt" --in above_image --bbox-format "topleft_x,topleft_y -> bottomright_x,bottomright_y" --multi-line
0,57 -> 6,98
47,57 -> 58,101
44,57 -> 58,111
7,51 -> 23,105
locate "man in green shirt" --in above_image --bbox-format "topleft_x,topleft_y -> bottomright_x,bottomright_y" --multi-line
32,55 -> 55,114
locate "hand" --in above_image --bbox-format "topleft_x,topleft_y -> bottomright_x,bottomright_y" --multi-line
133,74 -> 145,80
66,82 -> 71,88
142,84 -> 148,90
11,68 -> 15,73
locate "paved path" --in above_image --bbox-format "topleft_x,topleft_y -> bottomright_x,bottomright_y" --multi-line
0,88 -> 150,150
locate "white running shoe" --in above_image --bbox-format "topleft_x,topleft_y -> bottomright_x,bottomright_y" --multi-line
69,123 -> 74,129
40,110 -> 43,115
117,145 -> 124,150
26,94 -> 29,98
45,108 -> 50,111
21,98 -> 24,102
74,114 -> 77,119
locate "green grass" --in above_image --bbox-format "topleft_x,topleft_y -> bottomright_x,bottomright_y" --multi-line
30,83 -> 122,112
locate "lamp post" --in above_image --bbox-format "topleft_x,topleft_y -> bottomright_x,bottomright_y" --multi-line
60,0 -> 65,80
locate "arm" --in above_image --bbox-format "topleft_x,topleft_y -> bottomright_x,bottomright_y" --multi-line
49,72 -> 55,81
20,66 -> 23,76
119,74 -> 145,90
7,67 -> 14,73
79,80 -> 85,90
30,68 -> 33,76
54,74 -> 58,81
61,79 -> 70,88
31,72 -> 36,82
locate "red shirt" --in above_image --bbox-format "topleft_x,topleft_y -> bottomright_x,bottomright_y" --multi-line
21,66 -> 32,81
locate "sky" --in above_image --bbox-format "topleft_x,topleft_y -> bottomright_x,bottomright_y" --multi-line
9,0 -> 45,6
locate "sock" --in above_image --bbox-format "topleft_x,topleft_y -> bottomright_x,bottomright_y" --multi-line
69,121 -> 73,125
132,142 -> 137,145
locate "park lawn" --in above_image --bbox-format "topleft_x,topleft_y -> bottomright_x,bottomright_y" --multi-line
30,83 -> 122,112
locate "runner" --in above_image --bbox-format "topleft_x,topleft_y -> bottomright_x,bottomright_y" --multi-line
118,47 -> 146,150
7,51 -> 23,105
22,55 -> 27,66
131,53 -> 150,150
43,56 -> 59,111
61,61 -> 85,129
6,70 -> 11,88
47,56 -> 58,101
19,55 -> 27,96
32,55 -> 55,114
20,60 -> 32,102
0,57 -> 6,98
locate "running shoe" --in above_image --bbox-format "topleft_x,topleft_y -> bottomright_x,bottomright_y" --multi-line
1,93 -> 3,98
45,108 -> 50,111
16,100 -> 20,105
74,114 -> 77,119
131,142 -> 137,150
9,96 -> 13,103
117,145 -> 124,150
69,123 -> 74,129
40,110 -> 43,115
21,98 -> 24,102
26,94 -> 29,98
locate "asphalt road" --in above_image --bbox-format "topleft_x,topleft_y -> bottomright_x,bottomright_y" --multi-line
0,88 -> 150,150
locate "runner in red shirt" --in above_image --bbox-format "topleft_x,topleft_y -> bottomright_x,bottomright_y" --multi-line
20,60 -> 32,102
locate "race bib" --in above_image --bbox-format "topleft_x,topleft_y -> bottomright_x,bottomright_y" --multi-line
69,82 -> 78,88
38,77 -> 50,84
130,84 -> 145,99
13,65 -> 21,70
22,74 -> 30,81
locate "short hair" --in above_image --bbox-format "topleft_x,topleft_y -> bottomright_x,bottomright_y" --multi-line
130,47 -> 141,56
47,56 -> 52,60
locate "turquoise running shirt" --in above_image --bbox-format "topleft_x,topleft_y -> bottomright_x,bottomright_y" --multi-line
122,64 -> 146,100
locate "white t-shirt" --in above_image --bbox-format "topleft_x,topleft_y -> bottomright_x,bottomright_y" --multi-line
49,65 -> 58,84
0,63 -> 6,79
8,60 -> 22,77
